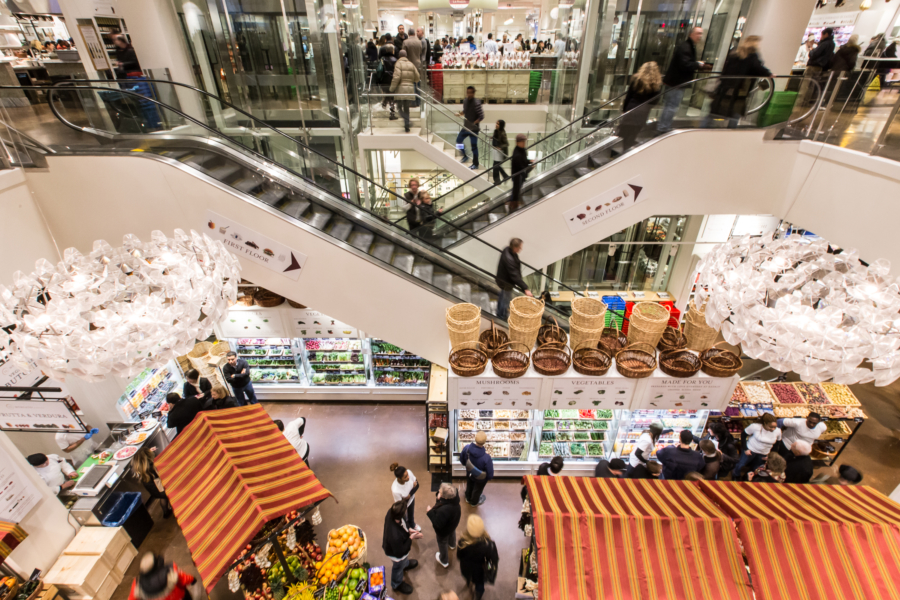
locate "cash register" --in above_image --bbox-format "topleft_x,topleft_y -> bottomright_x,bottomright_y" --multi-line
71,463 -> 120,497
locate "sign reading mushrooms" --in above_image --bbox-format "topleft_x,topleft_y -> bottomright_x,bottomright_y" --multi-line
562,175 -> 647,235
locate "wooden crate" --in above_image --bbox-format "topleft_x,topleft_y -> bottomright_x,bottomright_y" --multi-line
39,585 -> 59,600
111,543 -> 138,577
64,526 -> 131,558
66,571 -> 122,600
44,554 -> 115,598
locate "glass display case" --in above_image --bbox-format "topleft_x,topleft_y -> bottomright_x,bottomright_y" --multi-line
610,409 -> 710,460
538,409 -> 614,461
298,337 -> 368,386
371,339 -> 430,387
114,360 -> 183,421
232,338 -> 302,385
453,409 -> 537,462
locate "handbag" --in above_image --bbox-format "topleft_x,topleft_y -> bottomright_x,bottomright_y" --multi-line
466,459 -> 486,480
484,540 -> 499,585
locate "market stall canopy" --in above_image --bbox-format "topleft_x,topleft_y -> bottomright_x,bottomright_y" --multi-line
699,481 -> 900,600
525,476 -> 753,600
156,405 -> 333,592
0,521 -> 27,565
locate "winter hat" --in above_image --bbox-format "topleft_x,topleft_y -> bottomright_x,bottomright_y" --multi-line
475,431 -> 487,445
839,465 -> 863,484
466,515 -> 485,538
515,133 -> 527,142
399,49 -> 407,58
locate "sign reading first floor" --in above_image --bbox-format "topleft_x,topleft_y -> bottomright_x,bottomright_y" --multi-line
205,210 -> 308,281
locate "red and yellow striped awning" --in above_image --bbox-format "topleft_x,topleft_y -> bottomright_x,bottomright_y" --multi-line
156,405 -> 333,592
525,476 -> 753,600
699,481 -> 900,600
0,521 -> 27,563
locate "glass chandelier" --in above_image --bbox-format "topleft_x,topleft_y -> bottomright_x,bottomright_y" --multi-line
696,234 -> 900,386
0,229 -> 241,381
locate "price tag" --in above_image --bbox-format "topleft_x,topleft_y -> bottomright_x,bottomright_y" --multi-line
616,291 -> 628,297
356,579 -> 367,593
587,291 -> 599,298
549,291 -> 560,298
313,587 -> 325,599
357,527 -> 364,538
721,417 -> 731,422
341,549 -> 350,561
328,580 -> 338,590
380,587 -> 388,600
854,417 -> 864,423
657,292 -> 670,299
833,438 -> 844,443
820,416 -> 829,422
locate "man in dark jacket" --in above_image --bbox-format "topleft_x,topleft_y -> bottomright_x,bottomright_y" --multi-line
182,369 -> 213,409
393,25 -> 407,55
165,392 -> 204,437
223,351 -> 258,405
659,26 -> 705,132
509,133 -> 531,212
656,430 -> 706,480
495,237 -> 532,321
783,440 -> 814,484
456,86 -> 484,168
426,483 -> 461,568
459,431 -> 493,506
627,461 -> 662,479
698,439 -> 721,480
807,28 -> 836,71
594,458 -> 627,478
382,500 -> 419,595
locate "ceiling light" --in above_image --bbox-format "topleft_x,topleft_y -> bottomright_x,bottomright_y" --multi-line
550,7 -> 559,19
505,18 -> 514,24
404,18 -> 413,24
0,230 -> 241,381
859,0 -> 871,9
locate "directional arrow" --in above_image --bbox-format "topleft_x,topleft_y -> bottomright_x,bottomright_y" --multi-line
627,184 -> 643,202
283,252 -> 303,273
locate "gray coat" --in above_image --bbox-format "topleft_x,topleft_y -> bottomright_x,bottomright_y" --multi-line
390,57 -> 420,95
403,35 -> 423,71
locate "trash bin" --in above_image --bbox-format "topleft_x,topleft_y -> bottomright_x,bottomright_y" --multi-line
100,492 -> 154,548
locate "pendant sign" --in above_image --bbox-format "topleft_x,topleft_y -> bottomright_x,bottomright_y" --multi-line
563,176 -> 647,235
205,210 -> 307,281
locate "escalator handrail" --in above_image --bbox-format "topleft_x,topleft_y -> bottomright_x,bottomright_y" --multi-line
28,83 -> 588,316
0,118 -> 56,154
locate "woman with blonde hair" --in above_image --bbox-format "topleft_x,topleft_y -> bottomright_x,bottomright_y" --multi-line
708,34 -> 771,128
457,515 -> 499,600
617,61 -> 662,151
131,446 -> 172,518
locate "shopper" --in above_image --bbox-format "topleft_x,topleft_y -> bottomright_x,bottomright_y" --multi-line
112,35 -> 140,78
417,192 -> 442,241
165,392 -> 204,437
366,40 -> 378,65
459,431 -> 493,506
838,464 -> 863,485
379,44 -> 397,116
55,424 -> 99,465
491,120 -> 510,185
131,446 -> 173,518
495,238 -> 532,321
594,458 -> 627,478
390,463 -> 421,531
627,461 -> 662,479
657,430 -> 706,480
783,440 -> 814,484
426,483 -> 461,568
537,456 -> 564,476
777,412 -> 826,457
732,413 -> 782,480
26,453 -> 77,493
416,27 -> 431,84
127,553 -> 195,600
223,351 -> 258,405
509,134 -> 532,212
275,417 -> 310,465
698,439 -> 721,480
747,452 -> 787,483
182,369 -> 212,409
401,33 -> 423,105
707,35 -> 771,128
209,385 -> 238,410
379,34 -> 394,59
393,25 -> 407,55
484,33 -> 499,54
704,421 -> 740,477
658,26 -> 705,132
617,61 -> 661,151
627,422 -> 664,475
553,36 -> 566,58
832,34 -> 861,73
536,41 -> 546,55
456,86 -> 484,169
795,37 -> 816,66
382,500 -> 421,595
807,27 -> 836,74
457,515 -> 498,600
390,49 -> 420,133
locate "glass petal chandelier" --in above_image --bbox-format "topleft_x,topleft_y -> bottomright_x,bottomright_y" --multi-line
0,229 -> 241,382
696,234 -> 900,386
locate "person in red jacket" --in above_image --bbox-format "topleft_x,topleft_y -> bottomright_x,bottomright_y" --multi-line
128,553 -> 196,600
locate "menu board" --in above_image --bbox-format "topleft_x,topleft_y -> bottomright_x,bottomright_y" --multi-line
0,447 -> 42,523
0,400 -> 86,433
542,377 -> 637,410
634,375 -> 736,411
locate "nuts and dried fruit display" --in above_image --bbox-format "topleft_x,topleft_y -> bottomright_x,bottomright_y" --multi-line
820,383 -> 862,406
774,406 -> 810,418
459,420 -> 475,430
487,431 -> 510,441
794,382 -> 831,405
484,442 -> 509,457
741,382 -> 776,404
731,384 -> 749,404
819,406 -> 866,419
455,407 -> 535,461
769,383 -> 804,405
824,420 -> 851,438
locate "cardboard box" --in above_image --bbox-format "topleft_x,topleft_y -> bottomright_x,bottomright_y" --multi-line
44,554 -> 114,598
64,527 -> 131,559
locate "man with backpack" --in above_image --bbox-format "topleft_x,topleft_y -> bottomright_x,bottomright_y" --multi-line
459,431 -> 493,506
377,44 -> 397,117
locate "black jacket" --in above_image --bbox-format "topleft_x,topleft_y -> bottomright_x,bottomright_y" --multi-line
183,378 -> 212,406
537,462 -> 554,476
492,129 -> 509,155
627,464 -> 656,479
406,202 -> 422,229
167,397 -> 204,436
663,38 -> 700,87
594,460 -> 622,478
366,44 -> 378,63
623,84 -> 660,112
710,52 -> 772,118
831,43 -> 860,73
393,33 -> 407,55
426,492 -> 461,536
656,446 -> 706,480
807,36 -> 835,69
700,454 -> 721,480
114,44 -> 141,76
458,538 -> 497,583
784,454 -> 814,484
223,359 -> 252,388
511,145 -> 530,180
462,96 -> 484,132
495,246 -> 528,292
382,508 -> 412,559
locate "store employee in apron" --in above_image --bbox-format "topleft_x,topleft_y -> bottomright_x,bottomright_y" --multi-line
55,425 -> 100,466
27,453 -> 78,494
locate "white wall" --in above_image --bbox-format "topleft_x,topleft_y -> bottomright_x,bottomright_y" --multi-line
743,0 -> 817,76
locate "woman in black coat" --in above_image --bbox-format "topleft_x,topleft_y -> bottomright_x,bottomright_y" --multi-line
617,61 -> 662,151
382,501 -> 420,594
708,35 -> 771,127
457,515 -> 498,600
705,421 -> 740,478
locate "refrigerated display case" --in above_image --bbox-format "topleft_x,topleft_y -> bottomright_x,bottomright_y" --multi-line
298,337 -> 368,386
231,337 -> 303,385
371,339 -> 430,387
610,408 -> 711,460
538,409 -> 614,461
115,360 -> 183,422
454,408 -> 536,462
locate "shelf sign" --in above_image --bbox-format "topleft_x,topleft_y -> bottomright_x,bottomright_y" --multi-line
636,376 -> 735,411
0,400 -> 86,433
289,309 -> 358,339
563,175 -> 647,235
452,377 -> 541,410
543,378 -> 637,410
205,210 -> 307,281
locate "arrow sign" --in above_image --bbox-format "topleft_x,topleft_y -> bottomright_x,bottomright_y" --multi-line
562,176 -> 648,235
627,183 -> 643,202
205,210 -> 308,281
284,253 -> 303,273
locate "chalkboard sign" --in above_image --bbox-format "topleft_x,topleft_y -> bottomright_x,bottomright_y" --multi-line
341,549 -> 350,561
355,579 -> 366,593
313,587 -> 324,599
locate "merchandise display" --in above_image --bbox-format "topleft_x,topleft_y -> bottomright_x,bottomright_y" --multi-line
236,338 -> 301,384
455,408 -> 534,461
371,340 -> 430,387
114,361 -> 183,421
301,338 -> 367,386
611,409 -> 710,459
539,409 -> 612,459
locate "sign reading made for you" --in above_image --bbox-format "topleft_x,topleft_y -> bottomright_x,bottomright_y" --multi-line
563,175 -> 647,235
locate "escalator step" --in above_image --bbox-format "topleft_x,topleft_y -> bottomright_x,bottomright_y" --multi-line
392,253 -> 415,274
574,167 -> 593,178
281,198 -> 311,220
306,209 -> 333,230
330,219 -> 354,242
256,188 -> 288,205
181,153 -> 216,169
158,149 -> 190,160
206,164 -> 242,181
471,220 -> 490,233
452,280 -> 472,302
348,230 -> 375,252
432,272 -> 453,293
439,236 -> 456,249
488,212 -> 503,223
412,262 -> 434,284
556,175 -> 577,187
470,291 -> 491,313
232,177 -> 263,193
370,242 -> 396,263
588,153 -> 608,168
537,185 -> 557,197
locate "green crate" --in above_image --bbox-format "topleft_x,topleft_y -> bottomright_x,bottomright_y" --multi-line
757,91 -> 798,128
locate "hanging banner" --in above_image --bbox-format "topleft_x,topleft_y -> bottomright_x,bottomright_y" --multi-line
0,449 -> 42,523
562,175 -> 647,235
0,400 -> 86,433
205,211 -> 307,281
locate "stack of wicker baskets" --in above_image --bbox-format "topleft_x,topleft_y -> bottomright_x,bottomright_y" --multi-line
185,340 -> 231,386
508,296 -> 544,349
569,295 -> 608,352
683,299 -> 718,351
447,303 -> 481,348
626,301 -> 670,347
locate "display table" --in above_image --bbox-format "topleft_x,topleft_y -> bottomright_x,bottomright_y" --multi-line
44,527 -> 137,600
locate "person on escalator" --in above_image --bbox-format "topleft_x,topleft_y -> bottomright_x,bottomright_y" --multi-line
509,133 -> 531,212
417,192 -> 442,242
379,44 -> 398,117
706,35 -> 771,128
495,238 -> 532,321
658,26 -> 705,133
390,49 -> 420,133
491,120 -> 510,185
113,35 -> 141,78
456,86 -> 484,169
617,61 -> 661,153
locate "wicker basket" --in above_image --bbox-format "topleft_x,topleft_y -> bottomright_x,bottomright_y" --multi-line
537,317 -> 568,347
684,300 -> 718,351
508,296 -> 545,329
236,293 -> 255,307
657,326 -> 687,352
532,342 -> 571,376
447,303 -> 481,348
450,341 -> 489,377
491,342 -> 531,379
327,524 -> 367,566
254,289 -> 285,308
571,291 -> 607,329
598,323 -> 628,356
659,349 -> 702,377
572,341 -> 612,376
210,341 -> 231,358
700,342 -> 743,377
615,343 -> 658,379
570,322 -> 605,354
626,302 -> 671,347
187,341 -> 214,371
509,322 -> 541,350
478,322 -> 508,359
287,300 -> 306,309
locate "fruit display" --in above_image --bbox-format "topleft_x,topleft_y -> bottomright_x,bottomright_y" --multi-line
741,381 -> 776,404
326,525 -> 366,563
794,382 -> 831,405
371,339 -> 431,387
820,383 -> 862,406
769,383 -> 804,405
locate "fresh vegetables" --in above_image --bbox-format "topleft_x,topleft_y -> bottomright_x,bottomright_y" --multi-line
587,443 -> 604,456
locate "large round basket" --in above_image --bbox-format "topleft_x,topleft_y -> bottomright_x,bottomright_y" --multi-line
254,289 -> 285,308
598,323 -> 628,356
447,303 -> 481,348
572,341 -> 612,376
449,341 -> 488,377
187,341 -> 214,371
508,296 -> 545,329
615,343 -> 658,379
537,317 -> 568,347
491,342 -> 531,379
657,326 -> 687,352
327,524 -> 367,567
699,342 -> 743,377
570,322 -> 605,353
626,302 -> 671,347
684,300 -> 718,351
658,349 -> 702,377
571,294 -> 607,329
509,321 -> 541,350
478,322 -> 508,359
532,342 -> 571,376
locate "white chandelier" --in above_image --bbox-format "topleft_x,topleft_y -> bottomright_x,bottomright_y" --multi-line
696,234 -> 900,386
0,230 -> 241,382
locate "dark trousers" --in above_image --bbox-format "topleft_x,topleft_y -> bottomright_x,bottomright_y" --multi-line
233,382 -> 258,406
732,450 -> 766,480
398,99 -> 411,129
492,160 -> 509,184
465,476 -> 487,504
456,128 -> 479,166
509,174 -> 525,211
404,498 -> 417,529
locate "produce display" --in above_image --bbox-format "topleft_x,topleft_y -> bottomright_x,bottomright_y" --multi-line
820,383 -> 862,406
371,339 -> 430,387
542,408 -> 614,460
794,382 -> 831,405
236,339 -> 300,385
769,383 -> 804,405
612,409 -> 708,459
455,408 -> 534,461
741,381 -> 776,404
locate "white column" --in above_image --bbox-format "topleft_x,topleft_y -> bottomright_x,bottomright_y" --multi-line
742,0 -> 817,76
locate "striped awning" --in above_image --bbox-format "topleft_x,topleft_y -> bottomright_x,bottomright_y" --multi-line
0,521 -> 27,563
699,481 -> 900,600
156,405 -> 333,592
525,476 -> 753,600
